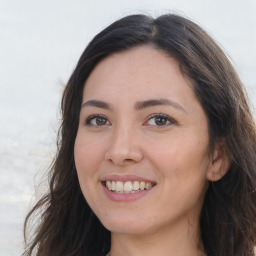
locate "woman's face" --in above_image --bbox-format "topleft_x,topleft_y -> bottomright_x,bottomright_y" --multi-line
74,46 -> 213,236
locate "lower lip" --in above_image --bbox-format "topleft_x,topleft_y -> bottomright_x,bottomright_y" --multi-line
102,183 -> 155,202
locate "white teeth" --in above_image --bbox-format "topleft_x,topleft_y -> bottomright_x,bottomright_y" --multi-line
116,181 -> 123,192
133,181 -> 140,191
106,181 -> 112,190
145,182 -> 152,189
111,181 -> 116,191
105,180 -> 155,193
140,181 -> 145,190
124,181 -> 133,192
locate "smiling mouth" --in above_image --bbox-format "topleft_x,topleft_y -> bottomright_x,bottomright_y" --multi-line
103,180 -> 156,193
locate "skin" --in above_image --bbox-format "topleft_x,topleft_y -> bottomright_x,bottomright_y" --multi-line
74,46 -> 229,256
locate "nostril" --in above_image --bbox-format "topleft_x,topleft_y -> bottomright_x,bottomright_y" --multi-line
104,145 -> 144,165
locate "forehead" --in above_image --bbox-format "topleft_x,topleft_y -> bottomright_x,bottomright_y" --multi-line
82,45 -> 196,109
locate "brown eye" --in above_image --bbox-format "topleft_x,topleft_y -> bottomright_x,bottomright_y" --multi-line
95,117 -> 107,125
155,116 -> 168,126
86,115 -> 110,126
146,114 -> 175,127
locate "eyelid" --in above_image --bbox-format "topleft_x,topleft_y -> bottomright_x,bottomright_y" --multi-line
83,113 -> 177,127
85,114 -> 111,126
144,113 -> 177,126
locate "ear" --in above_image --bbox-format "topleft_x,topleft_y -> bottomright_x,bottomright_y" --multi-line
206,139 -> 231,182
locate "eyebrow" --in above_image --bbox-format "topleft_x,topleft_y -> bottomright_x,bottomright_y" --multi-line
81,98 -> 186,112
81,100 -> 111,110
134,98 -> 186,112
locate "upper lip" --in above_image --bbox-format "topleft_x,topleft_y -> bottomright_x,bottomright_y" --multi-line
101,174 -> 156,183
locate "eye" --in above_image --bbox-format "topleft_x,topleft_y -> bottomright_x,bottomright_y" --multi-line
85,115 -> 111,126
145,114 -> 176,127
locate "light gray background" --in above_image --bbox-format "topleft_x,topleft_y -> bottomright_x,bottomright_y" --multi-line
0,0 -> 255,255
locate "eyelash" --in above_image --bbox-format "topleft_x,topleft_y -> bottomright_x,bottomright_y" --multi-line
85,114 -> 110,126
84,113 -> 176,127
144,113 -> 176,127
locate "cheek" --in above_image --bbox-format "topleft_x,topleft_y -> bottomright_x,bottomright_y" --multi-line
146,133 -> 210,181
75,130 -> 104,165
151,140 -> 209,213
74,135 -> 105,208
74,134 -> 104,184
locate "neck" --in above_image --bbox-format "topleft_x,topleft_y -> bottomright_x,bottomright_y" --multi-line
109,218 -> 206,256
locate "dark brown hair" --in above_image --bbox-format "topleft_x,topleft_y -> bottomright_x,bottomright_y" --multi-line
23,14 -> 256,256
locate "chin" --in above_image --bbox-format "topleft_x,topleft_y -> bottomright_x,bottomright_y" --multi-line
99,215 -> 151,235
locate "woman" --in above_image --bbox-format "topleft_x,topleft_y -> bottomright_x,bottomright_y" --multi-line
23,14 -> 256,256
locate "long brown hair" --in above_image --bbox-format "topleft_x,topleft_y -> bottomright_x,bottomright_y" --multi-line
23,14 -> 256,256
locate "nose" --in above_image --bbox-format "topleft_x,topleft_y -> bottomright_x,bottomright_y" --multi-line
104,125 -> 144,166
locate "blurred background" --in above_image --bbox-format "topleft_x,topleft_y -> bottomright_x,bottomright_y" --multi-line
0,0 -> 255,255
